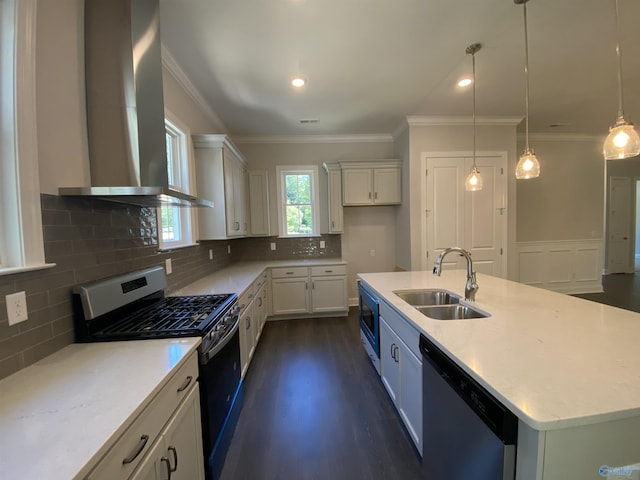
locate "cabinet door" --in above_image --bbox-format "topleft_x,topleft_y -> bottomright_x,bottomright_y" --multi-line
161,385 -> 205,480
129,438 -> 163,480
311,276 -> 347,313
271,277 -> 310,315
398,343 -> 422,453
239,305 -> 254,378
249,171 -> 270,236
235,164 -> 249,235
379,316 -> 400,405
328,169 -> 344,232
342,168 -> 373,205
373,167 -> 401,204
222,152 -> 239,236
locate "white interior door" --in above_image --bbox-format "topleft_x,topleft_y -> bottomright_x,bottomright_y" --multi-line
425,158 -> 465,271
607,176 -> 632,273
424,154 -> 506,278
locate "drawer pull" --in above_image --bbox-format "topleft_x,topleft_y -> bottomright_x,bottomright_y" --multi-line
285,271 -> 294,275
122,434 -> 149,464
325,270 -> 333,273
168,446 -> 178,472
161,457 -> 172,480
176,375 -> 193,393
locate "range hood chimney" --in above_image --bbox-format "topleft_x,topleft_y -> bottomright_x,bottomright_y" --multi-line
59,0 -> 213,208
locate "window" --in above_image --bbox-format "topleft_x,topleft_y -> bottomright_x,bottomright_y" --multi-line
158,111 -> 197,250
276,166 -> 320,237
0,0 -> 49,275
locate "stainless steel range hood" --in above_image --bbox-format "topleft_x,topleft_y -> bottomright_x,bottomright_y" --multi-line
59,0 -> 213,208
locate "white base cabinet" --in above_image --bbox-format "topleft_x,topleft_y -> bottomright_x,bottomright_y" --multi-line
270,265 -> 348,317
130,384 -> 204,480
87,354 -> 203,480
379,305 -> 422,453
239,269 -> 269,378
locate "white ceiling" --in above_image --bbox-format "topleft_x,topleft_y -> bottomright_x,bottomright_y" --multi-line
159,0 -> 640,138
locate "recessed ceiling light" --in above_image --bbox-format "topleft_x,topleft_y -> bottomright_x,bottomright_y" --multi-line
291,77 -> 306,88
458,78 -> 472,87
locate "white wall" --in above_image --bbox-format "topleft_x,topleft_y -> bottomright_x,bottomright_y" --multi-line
342,206 -> 396,303
395,121 -> 519,279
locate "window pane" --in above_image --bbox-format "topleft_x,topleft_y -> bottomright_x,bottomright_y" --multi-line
161,206 -> 182,242
285,174 -> 310,205
165,133 -> 175,185
286,205 -> 312,235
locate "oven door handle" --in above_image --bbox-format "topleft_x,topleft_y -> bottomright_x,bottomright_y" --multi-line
200,318 -> 240,364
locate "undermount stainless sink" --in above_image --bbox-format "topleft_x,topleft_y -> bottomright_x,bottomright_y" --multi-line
394,289 -> 489,320
415,304 -> 489,320
394,289 -> 461,306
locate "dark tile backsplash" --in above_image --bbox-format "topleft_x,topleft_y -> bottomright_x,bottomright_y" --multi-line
0,194 -> 341,380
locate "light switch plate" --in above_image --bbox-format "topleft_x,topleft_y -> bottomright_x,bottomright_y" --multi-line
165,258 -> 172,275
320,241 -> 326,249
209,249 -> 213,260
270,242 -> 276,251
6,291 -> 28,326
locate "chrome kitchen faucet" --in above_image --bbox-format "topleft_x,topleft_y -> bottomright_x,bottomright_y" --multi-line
433,247 -> 478,302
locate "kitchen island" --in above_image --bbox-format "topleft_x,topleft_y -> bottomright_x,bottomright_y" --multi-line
359,270 -> 640,480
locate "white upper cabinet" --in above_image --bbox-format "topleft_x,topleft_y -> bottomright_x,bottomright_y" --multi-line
249,170 -> 271,236
340,160 -> 402,206
322,162 -> 343,233
193,135 -> 250,239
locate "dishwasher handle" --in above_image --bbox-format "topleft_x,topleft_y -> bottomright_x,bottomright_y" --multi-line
419,334 -> 518,445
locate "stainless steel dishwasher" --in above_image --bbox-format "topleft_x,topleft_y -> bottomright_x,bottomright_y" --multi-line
419,334 -> 518,480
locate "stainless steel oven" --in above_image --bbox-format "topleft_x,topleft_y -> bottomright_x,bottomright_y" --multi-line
358,282 -> 380,374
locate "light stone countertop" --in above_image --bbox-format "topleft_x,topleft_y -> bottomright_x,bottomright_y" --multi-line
0,338 -> 200,480
171,258 -> 346,297
359,270 -> 640,432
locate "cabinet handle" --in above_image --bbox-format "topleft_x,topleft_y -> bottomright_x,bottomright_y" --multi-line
246,317 -> 251,329
161,457 -> 172,480
394,346 -> 399,363
305,282 -> 308,290
168,446 -> 178,472
375,192 -> 378,199
258,297 -> 263,307
286,271 -> 294,275
368,192 -> 372,199
235,221 -> 240,230
390,343 -> 395,359
312,282 -> 315,289
325,269 -> 333,273
122,434 -> 149,464
176,375 -> 193,393
331,221 -> 335,228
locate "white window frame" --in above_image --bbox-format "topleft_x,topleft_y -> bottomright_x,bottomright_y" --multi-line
276,165 -> 320,238
0,0 -> 52,275
157,109 -> 198,250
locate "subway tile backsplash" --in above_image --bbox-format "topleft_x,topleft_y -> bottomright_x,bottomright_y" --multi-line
0,194 -> 341,380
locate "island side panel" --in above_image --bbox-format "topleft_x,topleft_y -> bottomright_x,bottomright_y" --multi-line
516,420 -> 545,480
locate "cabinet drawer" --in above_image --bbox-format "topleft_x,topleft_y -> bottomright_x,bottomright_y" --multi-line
238,285 -> 254,312
310,265 -> 346,277
270,267 -> 308,279
380,301 -> 421,360
87,353 -> 199,480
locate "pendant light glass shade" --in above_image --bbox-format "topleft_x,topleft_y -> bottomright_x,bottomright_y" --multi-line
515,0 -> 540,180
465,166 -> 483,191
603,0 -> 640,160
515,146 -> 540,179
465,43 -> 482,192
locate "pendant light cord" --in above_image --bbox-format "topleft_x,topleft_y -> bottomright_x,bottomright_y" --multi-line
472,50 -> 477,169
614,0 -> 625,120
523,0 -> 531,151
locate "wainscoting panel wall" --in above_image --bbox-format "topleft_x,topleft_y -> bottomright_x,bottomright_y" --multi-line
517,239 -> 603,294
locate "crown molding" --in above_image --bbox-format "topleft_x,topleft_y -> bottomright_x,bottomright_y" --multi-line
161,45 -> 228,133
522,133 -> 605,142
232,134 -> 393,145
406,115 -> 523,127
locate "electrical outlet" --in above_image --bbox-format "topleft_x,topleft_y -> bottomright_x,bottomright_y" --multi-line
320,241 -> 326,249
370,249 -> 376,257
165,258 -> 172,275
270,242 -> 276,251
209,249 -> 213,260
6,291 -> 28,326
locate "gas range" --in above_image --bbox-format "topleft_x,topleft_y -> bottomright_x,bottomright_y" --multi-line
72,266 -> 238,357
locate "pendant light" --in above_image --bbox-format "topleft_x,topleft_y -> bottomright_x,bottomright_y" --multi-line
515,0 -> 540,180
603,0 -> 640,160
465,43 -> 483,191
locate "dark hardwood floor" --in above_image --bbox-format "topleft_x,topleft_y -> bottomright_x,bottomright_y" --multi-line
574,272 -> 640,313
219,308 -> 422,480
